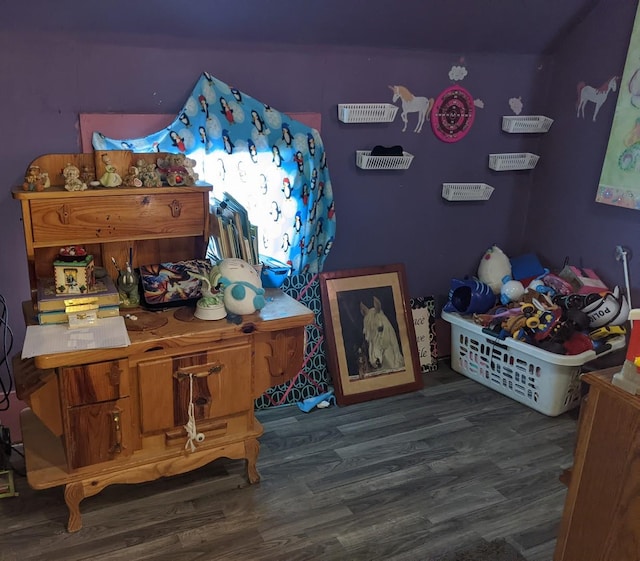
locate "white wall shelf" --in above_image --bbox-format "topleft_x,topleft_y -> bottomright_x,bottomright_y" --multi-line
442,183 -> 494,201
356,150 -> 413,170
502,115 -> 553,133
489,153 -> 539,171
338,103 -> 398,123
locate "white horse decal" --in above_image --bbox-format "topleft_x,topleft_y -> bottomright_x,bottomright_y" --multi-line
576,76 -> 618,122
360,296 -> 405,373
389,85 -> 434,133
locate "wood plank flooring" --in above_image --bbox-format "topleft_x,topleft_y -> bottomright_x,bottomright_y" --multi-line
0,361 -> 577,561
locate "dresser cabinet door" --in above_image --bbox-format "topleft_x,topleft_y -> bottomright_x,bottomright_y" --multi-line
65,398 -> 133,470
137,344 -> 252,435
60,359 -> 133,470
253,328 -> 306,398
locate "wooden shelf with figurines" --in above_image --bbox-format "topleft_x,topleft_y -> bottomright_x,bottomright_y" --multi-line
12,150 -> 212,307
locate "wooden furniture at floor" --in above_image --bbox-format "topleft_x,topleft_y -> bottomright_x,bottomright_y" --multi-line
12,152 -> 314,532
553,367 -> 640,561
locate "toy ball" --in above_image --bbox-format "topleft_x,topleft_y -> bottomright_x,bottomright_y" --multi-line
213,258 -> 266,316
443,277 -> 496,315
500,275 -> 525,305
581,286 -> 629,328
478,245 -> 511,295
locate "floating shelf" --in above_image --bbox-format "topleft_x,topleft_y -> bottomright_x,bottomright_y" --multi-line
489,153 -> 539,171
356,150 -> 414,170
338,103 -> 398,123
502,115 -> 553,133
442,183 -> 494,201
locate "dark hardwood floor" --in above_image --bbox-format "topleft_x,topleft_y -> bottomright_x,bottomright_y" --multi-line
0,361 -> 577,561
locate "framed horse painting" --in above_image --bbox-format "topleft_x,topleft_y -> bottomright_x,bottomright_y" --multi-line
319,264 -> 423,405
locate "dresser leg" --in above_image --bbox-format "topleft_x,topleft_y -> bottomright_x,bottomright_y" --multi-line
245,438 -> 261,484
64,481 -> 86,532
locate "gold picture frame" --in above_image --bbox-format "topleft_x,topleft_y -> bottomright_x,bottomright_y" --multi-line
320,264 -> 423,405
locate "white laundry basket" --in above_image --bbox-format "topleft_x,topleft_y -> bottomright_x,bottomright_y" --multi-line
442,310 -> 625,416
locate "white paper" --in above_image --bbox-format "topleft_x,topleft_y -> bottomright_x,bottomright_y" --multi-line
22,316 -> 131,359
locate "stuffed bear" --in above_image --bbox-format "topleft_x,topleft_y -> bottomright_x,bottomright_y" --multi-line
156,153 -> 199,186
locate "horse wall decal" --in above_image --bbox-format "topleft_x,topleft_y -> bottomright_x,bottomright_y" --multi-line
389,85 -> 434,133
360,296 -> 405,373
576,76 -> 618,122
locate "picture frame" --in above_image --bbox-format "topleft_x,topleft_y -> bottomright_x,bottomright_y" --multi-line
319,264 -> 423,405
409,296 -> 438,373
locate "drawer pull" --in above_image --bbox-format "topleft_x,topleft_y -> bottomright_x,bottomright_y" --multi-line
173,362 -> 224,379
110,408 -> 122,455
57,203 -> 71,225
169,199 -> 182,218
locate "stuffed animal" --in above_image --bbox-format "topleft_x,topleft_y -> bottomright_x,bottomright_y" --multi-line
156,153 -> 199,186
212,258 -> 266,316
478,245 -> 511,295
443,277 -> 496,315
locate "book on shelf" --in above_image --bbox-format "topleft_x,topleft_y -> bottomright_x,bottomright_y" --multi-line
210,194 -> 259,264
38,305 -> 121,325
36,275 -> 120,313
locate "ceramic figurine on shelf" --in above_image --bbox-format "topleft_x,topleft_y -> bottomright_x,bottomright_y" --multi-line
136,159 -> 162,187
62,163 -> 88,192
22,165 -> 51,191
189,265 -> 226,321
80,165 -> 95,186
123,165 -> 143,187
99,153 -> 123,187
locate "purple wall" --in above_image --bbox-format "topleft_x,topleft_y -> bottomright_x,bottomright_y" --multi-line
5,7 -> 634,371
525,1 -> 639,302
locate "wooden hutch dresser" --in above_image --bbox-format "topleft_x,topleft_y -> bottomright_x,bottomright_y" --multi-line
12,152 -> 313,532
553,367 -> 640,561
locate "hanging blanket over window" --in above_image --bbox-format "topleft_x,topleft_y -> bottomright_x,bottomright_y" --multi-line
93,71 -> 336,274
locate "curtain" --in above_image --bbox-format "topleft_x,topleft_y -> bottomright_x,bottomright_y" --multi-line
92,71 -> 336,274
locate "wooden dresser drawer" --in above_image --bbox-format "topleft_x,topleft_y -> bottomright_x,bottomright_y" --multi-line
61,359 -> 130,407
137,344 -> 252,434
30,192 -> 206,245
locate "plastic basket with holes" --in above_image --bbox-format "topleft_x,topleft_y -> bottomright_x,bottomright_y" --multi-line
502,115 -> 554,133
442,183 -> 494,201
442,310 -> 625,416
338,103 -> 398,123
489,153 -> 539,171
356,150 -> 414,170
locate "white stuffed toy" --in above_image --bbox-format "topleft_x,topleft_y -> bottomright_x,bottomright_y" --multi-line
478,245 -> 512,295
213,258 -> 266,316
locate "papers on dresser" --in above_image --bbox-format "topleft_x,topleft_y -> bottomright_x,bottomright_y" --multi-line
22,316 -> 131,359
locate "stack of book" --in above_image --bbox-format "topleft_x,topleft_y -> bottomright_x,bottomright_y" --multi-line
36,275 -> 120,325
208,192 -> 259,265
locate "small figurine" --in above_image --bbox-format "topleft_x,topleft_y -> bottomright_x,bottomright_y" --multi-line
62,163 -> 88,192
156,153 -> 199,186
99,154 -> 123,188
80,165 -> 96,185
22,165 -> 51,191
117,262 -> 140,308
136,159 -> 162,187
123,165 -> 143,187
